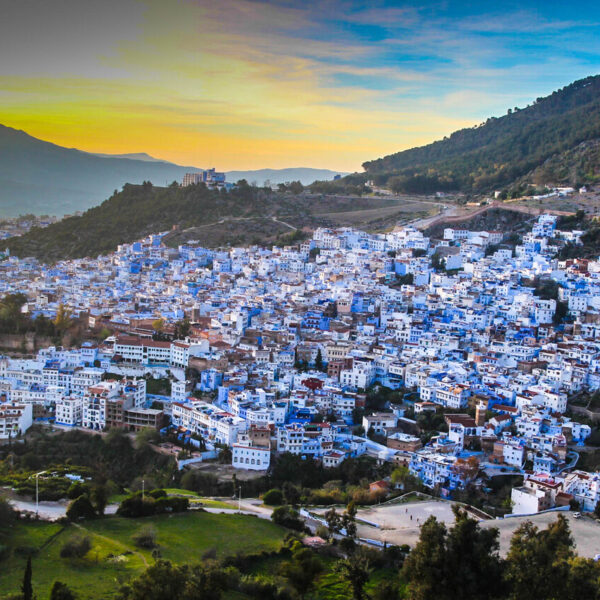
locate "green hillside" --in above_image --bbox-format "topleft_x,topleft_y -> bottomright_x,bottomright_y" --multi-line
360,75 -> 600,193
5,182 -> 301,261
5,182 -> 438,262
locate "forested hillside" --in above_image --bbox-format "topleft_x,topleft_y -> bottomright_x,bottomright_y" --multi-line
5,181 -> 306,262
360,75 -> 600,193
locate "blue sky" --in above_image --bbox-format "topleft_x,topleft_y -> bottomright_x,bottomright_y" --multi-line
1,0 -> 599,170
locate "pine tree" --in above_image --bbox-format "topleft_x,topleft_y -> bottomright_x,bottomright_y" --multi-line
22,556 -> 33,600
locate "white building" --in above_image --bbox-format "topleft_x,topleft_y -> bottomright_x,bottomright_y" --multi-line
0,402 -> 33,439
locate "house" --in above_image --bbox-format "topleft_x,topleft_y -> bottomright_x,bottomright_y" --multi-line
323,450 -> 346,468
386,432 -> 422,452
511,474 -> 570,515
0,402 -> 33,439
362,412 -> 397,435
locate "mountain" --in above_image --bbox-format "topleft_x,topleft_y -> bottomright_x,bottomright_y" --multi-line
5,181 -> 413,262
225,168 -> 346,187
90,152 -> 170,162
0,125 -> 343,217
360,74 -> 600,194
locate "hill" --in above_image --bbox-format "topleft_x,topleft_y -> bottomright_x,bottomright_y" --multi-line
4,183 -> 437,262
359,74 -> 600,194
0,125 -> 343,217
226,167 -> 346,186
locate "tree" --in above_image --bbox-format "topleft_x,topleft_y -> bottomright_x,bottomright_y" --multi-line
282,481 -> 301,506
22,556 -> 33,600
66,495 -> 96,520
504,514 -> 575,600
279,541 -> 322,599
90,484 -> 108,516
342,502 -> 358,538
50,581 -> 77,600
0,496 -> 15,529
401,516 -> 448,600
325,507 -> 342,537
288,181 -> 304,195
60,534 -> 92,559
67,481 -> 89,500
391,465 -> 410,487
132,525 -> 158,549
152,319 -> 164,333
443,507 -> 503,600
116,559 -> 227,600
53,303 -> 72,335
271,505 -> 305,531
315,349 -> 324,371
262,488 -> 284,505
135,427 -> 161,450
174,318 -> 191,339
335,547 -> 372,600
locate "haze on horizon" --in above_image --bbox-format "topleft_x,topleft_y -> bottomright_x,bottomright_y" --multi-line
2,0 -> 600,173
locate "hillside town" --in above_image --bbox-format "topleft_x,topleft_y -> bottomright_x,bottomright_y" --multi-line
0,213 -> 599,516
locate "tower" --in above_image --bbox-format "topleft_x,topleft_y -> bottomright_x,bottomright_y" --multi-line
476,399 -> 488,428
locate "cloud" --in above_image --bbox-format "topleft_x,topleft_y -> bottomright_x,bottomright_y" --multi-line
2,0 -> 600,171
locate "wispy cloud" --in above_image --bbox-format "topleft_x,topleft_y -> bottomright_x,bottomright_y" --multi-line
1,0 -> 600,170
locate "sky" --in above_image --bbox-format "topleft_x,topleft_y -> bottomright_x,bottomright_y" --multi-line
1,0 -> 600,172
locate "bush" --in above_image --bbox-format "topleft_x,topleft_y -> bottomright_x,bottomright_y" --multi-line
66,495 -> 96,520
132,525 -> 158,549
271,505 -> 306,532
0,497 -> 16,529
60,534 -> 92,559
148,488 -> 167,499
50,580 -> 77,600
67,481 -> 89,500
263,489 -> 284,506
117,492 -> 189,518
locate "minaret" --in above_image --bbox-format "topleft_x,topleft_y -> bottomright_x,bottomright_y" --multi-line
476,399 -> 488,428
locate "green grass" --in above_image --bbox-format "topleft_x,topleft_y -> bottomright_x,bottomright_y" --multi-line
163,487 -> 199,496
85,512 -> 285,564
0,520 -> 146,600
192,498 -> 237,509
0,512 -> 287,599
162,489 -> 237,509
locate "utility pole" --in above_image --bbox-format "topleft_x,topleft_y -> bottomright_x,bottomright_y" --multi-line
238,486 -> 241,513
35,471 -> 46,516
142,478 -> 145,502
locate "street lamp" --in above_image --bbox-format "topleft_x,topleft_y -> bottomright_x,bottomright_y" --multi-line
35,471 -> 46,516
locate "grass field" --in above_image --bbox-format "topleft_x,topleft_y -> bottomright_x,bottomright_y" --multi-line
0,512 -> 287,599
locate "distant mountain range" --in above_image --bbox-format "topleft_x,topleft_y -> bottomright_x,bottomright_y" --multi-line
0,125 -> 345,217
357,74 -> 600,194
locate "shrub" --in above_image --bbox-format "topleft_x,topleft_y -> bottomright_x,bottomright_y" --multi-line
271,505 -> 306,532
132,525 -> 158,549
66,495 -> 96,520
117,492 -> 188,518
117,495 -> 155,518
148,489 -> 167,499
50,580 -> 77,600
263,488 -> 284,506
60,534 -> 92,559
67,481 -> 89,500
0,497 -> 15,529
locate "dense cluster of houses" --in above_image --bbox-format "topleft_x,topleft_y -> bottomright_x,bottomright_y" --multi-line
0,213 -> 599,512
